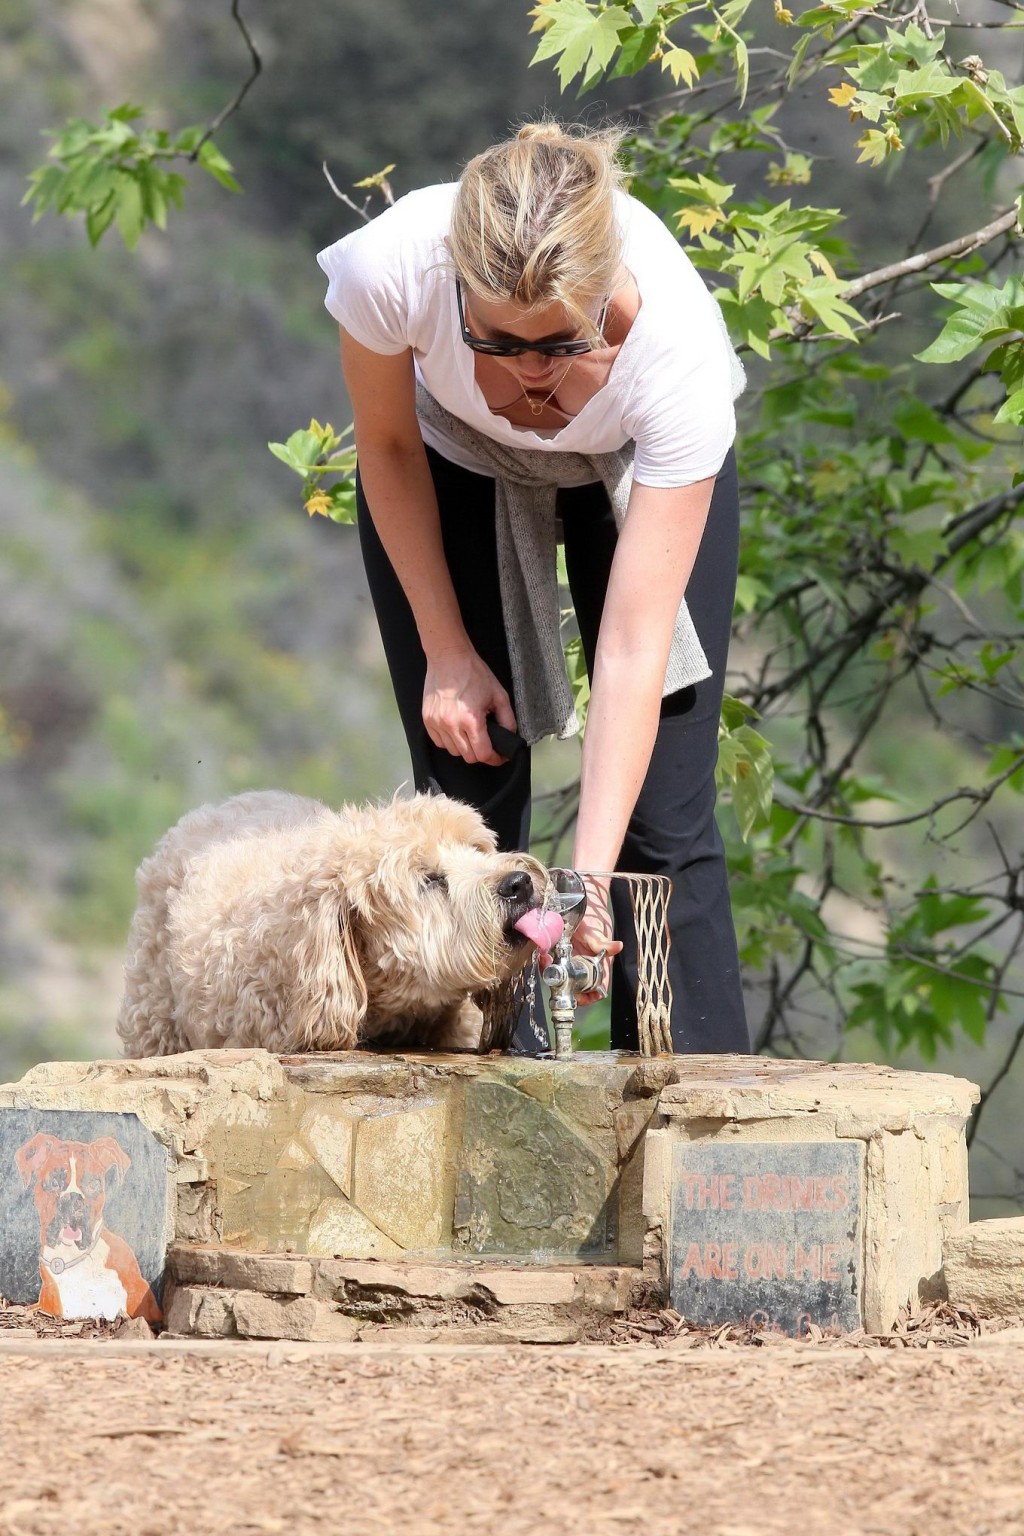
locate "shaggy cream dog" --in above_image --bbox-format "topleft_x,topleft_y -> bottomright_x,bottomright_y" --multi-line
116,790 -> 547,1057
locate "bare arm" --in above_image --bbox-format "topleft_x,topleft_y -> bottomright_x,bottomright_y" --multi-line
340,327 -> 516,766
569,476 -> 715,989
573,475 -> 715,870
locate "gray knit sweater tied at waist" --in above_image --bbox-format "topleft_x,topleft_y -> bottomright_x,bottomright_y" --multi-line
415,384 -> 711,746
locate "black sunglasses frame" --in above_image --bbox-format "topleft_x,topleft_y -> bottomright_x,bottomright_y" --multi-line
455,277 -> 602,359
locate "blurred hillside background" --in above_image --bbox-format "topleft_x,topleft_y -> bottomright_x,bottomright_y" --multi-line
2,0 -> 1022,1209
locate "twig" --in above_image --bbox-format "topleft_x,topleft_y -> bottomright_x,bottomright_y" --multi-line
186,0 -> 262,164
842,207 -> 1021,302
321,162 -> 375,223
968,1014 -> 1024,1148
776,750 -> 1024,831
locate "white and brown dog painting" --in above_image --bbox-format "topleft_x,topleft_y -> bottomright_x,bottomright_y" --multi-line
14,1132 -> 162,1323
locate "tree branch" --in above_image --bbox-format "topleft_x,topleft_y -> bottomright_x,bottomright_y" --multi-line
777,750 -> 1024,831
841,206 -> 1021,302
187,0 -> 262,164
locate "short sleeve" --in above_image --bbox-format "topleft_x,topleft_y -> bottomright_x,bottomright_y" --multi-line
316,211 -> 411,356
630,337 -> 736,488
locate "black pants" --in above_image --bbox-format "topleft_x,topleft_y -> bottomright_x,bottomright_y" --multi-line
356,445 -> 750,1055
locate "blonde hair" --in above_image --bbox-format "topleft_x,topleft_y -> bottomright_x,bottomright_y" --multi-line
448,120 -> 626,347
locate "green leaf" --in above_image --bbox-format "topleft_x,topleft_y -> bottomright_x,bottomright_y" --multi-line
916,281 -> 1019,365
798,277 -> 863,340
661,45 -> 700,86
993,388 -> 1024,426
113,171 -> 145,249
734,35 -> 750,105
197,139 -> 243,194
609,22 -> 661,76
85,193 -> 117,246
734,572 -> 769,612
268,442 -> 303,474
530,0 -> 633,89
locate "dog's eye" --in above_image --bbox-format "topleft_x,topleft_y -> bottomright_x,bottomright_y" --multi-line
422,871 -> 449,894
81,1173 -> 102,1196
43,1169 -> 68,1193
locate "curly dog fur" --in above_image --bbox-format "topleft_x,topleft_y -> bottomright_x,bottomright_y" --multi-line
116,790 -> 546,1056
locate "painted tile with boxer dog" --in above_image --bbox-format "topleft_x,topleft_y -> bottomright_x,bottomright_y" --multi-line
1,1109 -> 168,1322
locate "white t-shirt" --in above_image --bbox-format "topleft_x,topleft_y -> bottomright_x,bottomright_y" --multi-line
317,183 -> 743,489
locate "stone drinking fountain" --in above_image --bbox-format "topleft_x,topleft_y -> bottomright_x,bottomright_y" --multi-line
0,865 -> 994,1344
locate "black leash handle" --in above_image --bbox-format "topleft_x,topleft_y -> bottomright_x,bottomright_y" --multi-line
486,716 -> 527,760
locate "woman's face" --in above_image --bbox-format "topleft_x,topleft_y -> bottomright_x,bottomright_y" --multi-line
460,290 -> 597,390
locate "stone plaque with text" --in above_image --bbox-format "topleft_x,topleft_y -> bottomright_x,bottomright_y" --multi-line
670,1141 -> 862,1336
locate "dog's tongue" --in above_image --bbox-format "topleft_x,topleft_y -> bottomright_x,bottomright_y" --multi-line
62,1225 -> 82,1245
514,908 -> 564,951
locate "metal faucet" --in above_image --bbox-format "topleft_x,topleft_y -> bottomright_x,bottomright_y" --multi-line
540,869 -> 607,1060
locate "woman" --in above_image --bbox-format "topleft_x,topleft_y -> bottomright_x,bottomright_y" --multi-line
317,120 -> 749,1054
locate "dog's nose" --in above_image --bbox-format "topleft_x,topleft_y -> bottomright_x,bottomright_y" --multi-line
497,870 -> 535,904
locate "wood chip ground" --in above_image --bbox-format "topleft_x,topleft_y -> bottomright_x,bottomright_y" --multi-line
2,1301 -> 1023,1534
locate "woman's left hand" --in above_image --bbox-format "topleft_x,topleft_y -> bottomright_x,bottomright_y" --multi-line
571,874 -> 623,1005
538,874 -> 623,1006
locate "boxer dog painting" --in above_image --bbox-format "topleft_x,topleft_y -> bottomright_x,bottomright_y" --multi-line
14,1132 -> 162,1323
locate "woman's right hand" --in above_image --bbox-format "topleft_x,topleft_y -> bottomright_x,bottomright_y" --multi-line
423,648 -> 518,766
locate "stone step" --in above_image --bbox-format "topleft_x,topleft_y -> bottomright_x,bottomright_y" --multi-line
943,1218 -> 1024,1318
163,1243 -> 641,1343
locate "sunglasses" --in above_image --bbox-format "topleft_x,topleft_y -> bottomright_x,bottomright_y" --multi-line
456,277 -> 608,359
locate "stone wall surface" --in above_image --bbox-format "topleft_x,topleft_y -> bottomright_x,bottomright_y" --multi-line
0,1049 -> 672,1265
0,1049 -> 979,1337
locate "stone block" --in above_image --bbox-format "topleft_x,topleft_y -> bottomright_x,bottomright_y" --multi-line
306,1197 -> 402,1260
275,1139 -> 315,1173
645,1057 -> 978,1335
614,1100 -> 657,1161
235,1162 -> 336,1254
308,1301 -> 362,1342
163,1283 -> 235,1338
577,1265 -> 636,1315
617,1140 -> 648,1266
472,1267 -> 578,1306
169,1245 -> 313,1295
176,1181 -> 217,1245
315,1259 -> 468,1302
944,1219 -> 1024,1317
351,1096 -> 449,1250
232,1291 -> 318,1340
298,1106 -> 357,1194
454,1081 -> 616,1258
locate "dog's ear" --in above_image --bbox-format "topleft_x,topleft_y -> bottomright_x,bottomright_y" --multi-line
15,1133 -> 58,1189
289,886 -> 369,1051
91,1137 -> 132,1186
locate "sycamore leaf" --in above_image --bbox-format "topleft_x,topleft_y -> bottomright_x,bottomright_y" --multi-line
799,277 -> 863,340
855,129 -> 890,166
829,82 -> 857,107
661,45 -> 699,86
530,0 -> 632,88
676,205 -> 726,237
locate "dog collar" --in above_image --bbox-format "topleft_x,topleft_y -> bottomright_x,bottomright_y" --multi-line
41,1231 -> 101,1275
